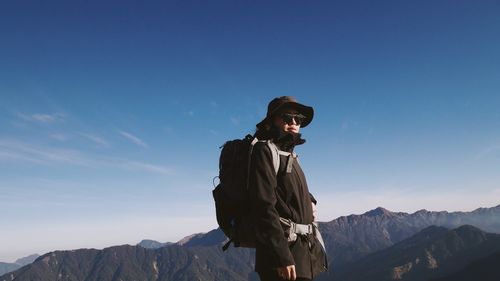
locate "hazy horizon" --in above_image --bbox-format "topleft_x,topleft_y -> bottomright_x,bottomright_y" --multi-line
3,203 -> 499,264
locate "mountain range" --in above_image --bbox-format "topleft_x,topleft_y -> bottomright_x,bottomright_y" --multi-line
430,250 -> 500,281
0,255 -> 39,277
2,205 -> 499,280
320,205 -> 500,267
330,225 -> 500,281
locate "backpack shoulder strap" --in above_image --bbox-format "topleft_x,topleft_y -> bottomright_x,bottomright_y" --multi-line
248,138 -> 297,179
265,141 -> 281,175
247,138 -> 281,176
265,141 -> 298,174
266,141 -> 299,174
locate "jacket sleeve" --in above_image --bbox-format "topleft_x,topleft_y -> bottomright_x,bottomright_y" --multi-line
249,142 -> 295,267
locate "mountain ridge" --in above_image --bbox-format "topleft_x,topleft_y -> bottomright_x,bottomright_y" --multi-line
0,254 -> 40,276
320,203 -> 500,269
2,204 -> 500,280
330,225 -> 500,281
429,250 -> 500,281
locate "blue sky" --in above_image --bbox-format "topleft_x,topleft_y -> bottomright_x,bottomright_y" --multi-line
1,0 -> 500,262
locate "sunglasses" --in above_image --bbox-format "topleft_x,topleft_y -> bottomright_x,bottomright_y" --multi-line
280,113 -> 306,125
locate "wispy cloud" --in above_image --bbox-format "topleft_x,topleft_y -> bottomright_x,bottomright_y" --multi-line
476,144 -> 500,160
0,140 -> 88,166
121,161 -> 175,175
17,112 -> 64,124
0,150 -> 46,164
118,131 -> 148,148
0,139 -> 176,177
79,132 -> 110,147
50,133 -> 71,142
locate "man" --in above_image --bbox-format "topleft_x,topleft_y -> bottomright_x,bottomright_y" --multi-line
249,96 -> 327,281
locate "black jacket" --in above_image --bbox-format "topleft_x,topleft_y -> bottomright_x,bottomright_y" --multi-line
248,134 -> 327,279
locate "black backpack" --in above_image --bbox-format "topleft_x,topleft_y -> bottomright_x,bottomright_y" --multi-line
212,134 -> 283,251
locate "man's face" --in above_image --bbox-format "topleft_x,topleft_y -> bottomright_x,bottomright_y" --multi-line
273,108 -> 304,135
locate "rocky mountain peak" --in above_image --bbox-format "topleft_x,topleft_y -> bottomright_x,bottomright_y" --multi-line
363,207 -> 394,217
137,239 -> 172,249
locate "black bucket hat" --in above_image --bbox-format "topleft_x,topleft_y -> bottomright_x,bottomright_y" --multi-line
256,96 -> 314,129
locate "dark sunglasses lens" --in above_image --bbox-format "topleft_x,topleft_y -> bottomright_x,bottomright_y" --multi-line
294,115 -> 305,125
281,114 -> 293,124
282,113 -> 305,125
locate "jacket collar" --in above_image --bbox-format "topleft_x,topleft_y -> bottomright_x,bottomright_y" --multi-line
274,132 -> 306,152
